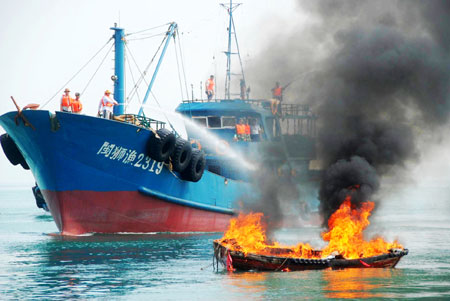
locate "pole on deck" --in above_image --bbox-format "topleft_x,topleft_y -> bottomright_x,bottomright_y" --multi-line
111,25 -> 125,115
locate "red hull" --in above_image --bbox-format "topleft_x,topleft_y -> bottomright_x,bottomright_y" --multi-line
43,190 -> 232,235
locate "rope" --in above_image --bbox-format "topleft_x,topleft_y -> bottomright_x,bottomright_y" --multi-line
274,257 -> 289,271
126,23 -> 171,36
200,262 -> 214,271
41,37 -> 113,109
80,42 -> 114,95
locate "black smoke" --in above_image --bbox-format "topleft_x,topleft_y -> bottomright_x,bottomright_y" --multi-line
246,0 -> 450,225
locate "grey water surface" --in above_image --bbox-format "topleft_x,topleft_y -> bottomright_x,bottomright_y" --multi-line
0,186 -> 449,299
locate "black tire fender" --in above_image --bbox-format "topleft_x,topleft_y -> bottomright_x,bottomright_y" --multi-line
181,149 -> 206,182
0,133 -> 29,169
171,137 -> 192,173
148,128 -> 176,162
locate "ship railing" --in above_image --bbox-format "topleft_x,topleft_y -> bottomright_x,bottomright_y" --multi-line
182,98 -> 311,112
114,114 -> 166,130
278,104 -> 317,137
281,104 -> 313,117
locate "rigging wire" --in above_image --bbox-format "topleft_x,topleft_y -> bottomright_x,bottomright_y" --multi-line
125,33 -> 168,104
124,49 -> 142,111
230,15 -> 246,85
176,30 -> 190,102
80,42 -> 115,96
124,34 -> 179,136
173,33 -> 186,100
149,90 -> 179,137
127,32 -> 166,41
124,43 -> 144,108
41,37 -> 113,109
126,23 -> 171,36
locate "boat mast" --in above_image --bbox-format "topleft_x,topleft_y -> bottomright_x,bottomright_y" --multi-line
221,0 -> 246,100
111,24 -> 125,115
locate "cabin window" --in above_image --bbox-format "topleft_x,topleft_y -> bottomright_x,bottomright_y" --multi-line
208,116 -> 221,128
222,116 -> 236,128
193,117 -> 207,127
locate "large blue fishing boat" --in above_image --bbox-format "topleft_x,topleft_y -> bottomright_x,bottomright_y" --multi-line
0,2 -> 317,235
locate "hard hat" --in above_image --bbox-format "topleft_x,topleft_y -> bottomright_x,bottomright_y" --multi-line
105,90 -> 111,94
64,88 -> 70,92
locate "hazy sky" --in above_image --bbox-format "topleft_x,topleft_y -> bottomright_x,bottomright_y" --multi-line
1,0 -> 449,190
0,0 -> 301,186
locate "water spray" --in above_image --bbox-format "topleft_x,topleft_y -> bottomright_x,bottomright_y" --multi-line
141,104 -> 257,171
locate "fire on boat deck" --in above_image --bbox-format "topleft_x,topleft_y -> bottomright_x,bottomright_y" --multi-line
213,240 -> 408,272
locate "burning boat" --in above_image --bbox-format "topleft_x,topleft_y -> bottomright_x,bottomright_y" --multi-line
214,241 -> 408,271
213,197 -> 408,271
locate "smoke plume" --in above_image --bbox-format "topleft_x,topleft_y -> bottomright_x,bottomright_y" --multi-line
246,0 -> 450,225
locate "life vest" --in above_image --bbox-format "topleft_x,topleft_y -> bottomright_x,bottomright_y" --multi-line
245,124 -> 251,135
236,124 -> 246,135
72,100 -> 82,113
61,95 -> 72,107
102,96 -> 114,107
206,79 -> 214,92
273,87 -> 282,97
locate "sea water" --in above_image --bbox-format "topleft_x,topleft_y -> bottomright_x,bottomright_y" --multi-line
0,185 -> 449,299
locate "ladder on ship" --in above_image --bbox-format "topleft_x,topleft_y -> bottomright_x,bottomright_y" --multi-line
221,0 -> 246,100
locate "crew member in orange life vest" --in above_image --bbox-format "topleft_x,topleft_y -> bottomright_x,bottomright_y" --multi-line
60,88 -> 73,112
244,119 -> 251,141
205,75 -> 214,101
271,81 -> 290,116
272,82 -> 284,101
71,92 -> 83,114
235,118 -> 246,141
98,90 -> 118,119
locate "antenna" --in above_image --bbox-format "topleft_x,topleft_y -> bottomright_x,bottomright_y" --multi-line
220,0 -> 246,100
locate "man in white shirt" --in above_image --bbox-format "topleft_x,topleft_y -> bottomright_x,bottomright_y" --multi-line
98,90 -> 118,119
250,118 -> 263,141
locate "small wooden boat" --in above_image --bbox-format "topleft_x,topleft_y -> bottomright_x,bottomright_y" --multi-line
213,240 -> 408,271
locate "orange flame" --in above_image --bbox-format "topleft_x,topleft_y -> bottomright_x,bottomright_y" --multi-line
220,212 -> 318,258
218,196 -> 403,259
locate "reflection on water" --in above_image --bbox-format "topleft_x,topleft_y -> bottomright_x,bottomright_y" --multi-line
224,271 -> 268,294
323,268 -> 401,299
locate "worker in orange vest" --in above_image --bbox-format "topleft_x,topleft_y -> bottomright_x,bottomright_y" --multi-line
235,118 -> 246,141
60,88 -> 73,112
205,75 -> 215,101
244,118 -> 251,141
272,82 -> 283,101
271,81 -> 291,117
71,92 -> 83,114
98,90 -> 118,119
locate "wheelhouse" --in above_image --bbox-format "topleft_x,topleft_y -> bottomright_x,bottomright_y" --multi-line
176,98 -> 318,181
